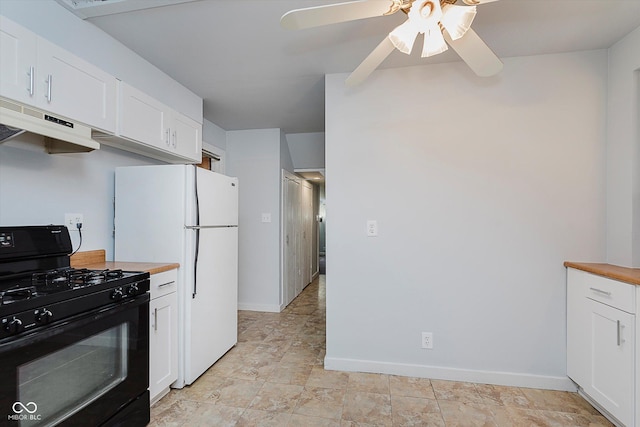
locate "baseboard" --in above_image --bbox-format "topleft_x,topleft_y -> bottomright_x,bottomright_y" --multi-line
237,302 -> 281,313
324,356 -> 577,391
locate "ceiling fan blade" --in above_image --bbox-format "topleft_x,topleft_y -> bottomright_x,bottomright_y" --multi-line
461,0 -> 499,5
345,36 -> 395,87
281,0 -> 397,30
443,28 -> 503,77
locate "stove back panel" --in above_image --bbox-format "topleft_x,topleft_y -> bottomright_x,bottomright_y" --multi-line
0,225 -> 72,277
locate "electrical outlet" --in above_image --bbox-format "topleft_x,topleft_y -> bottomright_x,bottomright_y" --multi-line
261,213 -> 271,223
421,332 -> 433,349
65,213 -> 83,229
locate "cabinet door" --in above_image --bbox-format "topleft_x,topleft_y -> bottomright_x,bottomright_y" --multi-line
0,17 -> 38,105
585,298 -> 635,427
171,111 -> 202,162
119,82 -> 170,150
149,291 -> 178,402
36,38 -> 116,132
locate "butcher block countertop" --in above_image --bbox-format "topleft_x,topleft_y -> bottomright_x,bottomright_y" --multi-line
71,250 -> 179,275
564,262 -> 640,286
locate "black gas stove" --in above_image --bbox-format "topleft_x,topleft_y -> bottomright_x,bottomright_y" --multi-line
1,225 -> 151,426
0,225 -> 149,339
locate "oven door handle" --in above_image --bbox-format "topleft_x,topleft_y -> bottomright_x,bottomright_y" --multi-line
0,295 -> 149,351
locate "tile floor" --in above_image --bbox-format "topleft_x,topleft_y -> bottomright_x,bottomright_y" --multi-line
150,275 -> 613,426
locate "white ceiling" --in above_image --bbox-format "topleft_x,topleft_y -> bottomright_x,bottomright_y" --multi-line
86,0 -> 640,134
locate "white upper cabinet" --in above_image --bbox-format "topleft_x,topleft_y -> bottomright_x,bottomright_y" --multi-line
0,16 -> 116,133
100,81 -> 201,164
0,16 -> 38,104
0,16 -> 202,163
36,38 -> 116,133
119,82 -> 170,149
171,111 -> 201,162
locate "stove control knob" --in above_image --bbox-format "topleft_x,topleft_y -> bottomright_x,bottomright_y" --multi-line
36,309 -> 53,324
4,317 -> 23,334
127,284 -> 139,296
111,288 -> 124,300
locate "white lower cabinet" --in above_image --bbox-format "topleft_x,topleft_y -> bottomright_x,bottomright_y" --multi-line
567,268 -> 637,427
149,269 -> 178,404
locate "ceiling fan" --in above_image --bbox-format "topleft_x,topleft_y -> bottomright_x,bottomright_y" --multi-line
281,0 -> 503,86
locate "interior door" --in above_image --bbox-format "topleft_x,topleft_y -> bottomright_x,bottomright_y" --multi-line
283,175 -> 299,306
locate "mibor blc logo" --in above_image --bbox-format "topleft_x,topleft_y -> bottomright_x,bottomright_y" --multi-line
8,401 -> 41,422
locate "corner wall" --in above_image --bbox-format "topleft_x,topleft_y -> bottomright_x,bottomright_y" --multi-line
226,128 -> 294,312
606,26 -> 640,267
324,50 -> 608,389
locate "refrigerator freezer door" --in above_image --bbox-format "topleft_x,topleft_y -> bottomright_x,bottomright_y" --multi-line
184,226 -> 238,385
115,165 -> 187,263
194,167 -> 238,226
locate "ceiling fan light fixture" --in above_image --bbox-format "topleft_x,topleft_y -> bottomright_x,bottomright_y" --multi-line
389,0 -> 443,55
421,25 -> 448,57
388,21 -> 420,54
440,4 -> 477,40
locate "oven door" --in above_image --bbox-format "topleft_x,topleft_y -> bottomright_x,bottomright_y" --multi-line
0,294 -> 149,427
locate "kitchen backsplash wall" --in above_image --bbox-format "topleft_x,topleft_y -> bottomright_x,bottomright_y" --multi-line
0,139 -> 161,260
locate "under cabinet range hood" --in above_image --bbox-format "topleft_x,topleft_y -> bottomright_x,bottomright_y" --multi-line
0,97 -> 100,153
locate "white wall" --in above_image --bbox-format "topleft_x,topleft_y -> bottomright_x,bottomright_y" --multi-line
324,50 -> 608,389
0,0 -> 201,121
226,128 -> 294,311
606,26 -> 640,267
0,140 -> 160,259
203,119 -> 226,151
286,132 -> 325,170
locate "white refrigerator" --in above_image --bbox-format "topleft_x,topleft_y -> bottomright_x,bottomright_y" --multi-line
114,164 -> 238,388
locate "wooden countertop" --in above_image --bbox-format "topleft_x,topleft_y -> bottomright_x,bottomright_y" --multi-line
71,250 -> 179,276
564,262 -> 640,286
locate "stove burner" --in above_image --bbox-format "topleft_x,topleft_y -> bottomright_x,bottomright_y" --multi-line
30,268 -> 126,290
0,268 -> 132,308
0,286 -> 37,305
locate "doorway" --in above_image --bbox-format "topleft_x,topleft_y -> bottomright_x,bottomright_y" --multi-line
281,170 -> 322,309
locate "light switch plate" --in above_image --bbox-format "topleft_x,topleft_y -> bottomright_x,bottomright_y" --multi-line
366,220 -> 378,237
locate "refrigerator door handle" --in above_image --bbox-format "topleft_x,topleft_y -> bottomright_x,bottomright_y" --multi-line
193,227 -> 199,299
193,165 -> 200,299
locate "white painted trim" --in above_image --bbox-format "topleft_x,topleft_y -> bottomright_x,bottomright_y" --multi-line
237,302 -> 281,313
324,356 -> 577,391
202,142 -> 226,175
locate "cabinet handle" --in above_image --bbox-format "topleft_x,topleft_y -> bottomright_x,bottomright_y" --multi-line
617,320 -> 621,346
589,287 -> 611,296
158,281 -> 175,288
172,130 -> 177,148
154,308 -> 158,332
45,74 -> 52,102
27,66 -> 34,96
165,128 -> 171,146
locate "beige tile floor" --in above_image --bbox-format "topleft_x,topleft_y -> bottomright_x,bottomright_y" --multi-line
150,275 -> 613,426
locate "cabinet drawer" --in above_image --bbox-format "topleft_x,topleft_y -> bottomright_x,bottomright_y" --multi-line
150,269 -> 178,299
584,271 -> 636,314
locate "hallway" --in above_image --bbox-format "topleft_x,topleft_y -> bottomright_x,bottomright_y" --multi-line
150,276 -> 611,426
